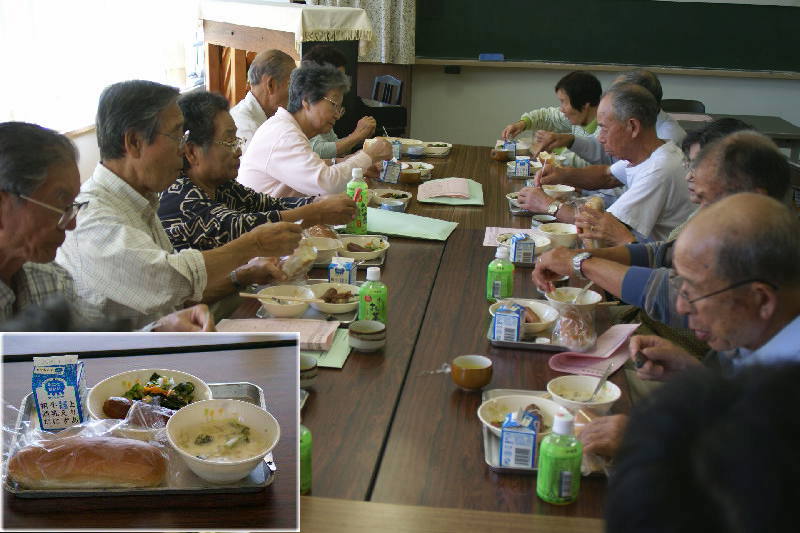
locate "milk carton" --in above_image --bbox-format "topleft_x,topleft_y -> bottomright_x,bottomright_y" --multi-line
380,160 -> 401,183
510,233 -> 536,266
31,355 -> 88,431
514,156 -> 531,177
328,257 -> 356,284
499,408 -> 540,469
492,302 -> 524,342
503,139 -> 517,159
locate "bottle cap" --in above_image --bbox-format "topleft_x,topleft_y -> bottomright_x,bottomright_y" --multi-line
366,267 -> 381,281
552,411 -> 575,436
351,168 -> 364,180
495,246 -> 510,259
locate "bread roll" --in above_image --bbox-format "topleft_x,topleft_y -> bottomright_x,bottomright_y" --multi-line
8,436 -> 166,489
581,196 -> 606,249
306,224 -> 339,239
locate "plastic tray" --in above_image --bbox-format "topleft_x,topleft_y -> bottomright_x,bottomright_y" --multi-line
4,382 -> 275,498
255,279 -> 363,326
487,324 -> 566,352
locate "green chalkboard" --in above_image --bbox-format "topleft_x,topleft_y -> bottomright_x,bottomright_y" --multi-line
416,1 -> 800,73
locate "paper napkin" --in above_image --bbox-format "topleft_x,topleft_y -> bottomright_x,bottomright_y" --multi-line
548,323 -> 641,377
416,178 -> 484,206
301,329 -> 352,369
366,207 -> 458,240
216,318 -> 339,351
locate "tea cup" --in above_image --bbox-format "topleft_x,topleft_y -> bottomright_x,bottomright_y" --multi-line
348,320 -> 387,352
300,354 -> 318,389
451,355 -> 493,391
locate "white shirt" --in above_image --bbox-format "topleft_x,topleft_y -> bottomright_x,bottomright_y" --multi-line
607,142 -> 693,242
230,91 -> 268,154
237,107 -> 373,198
735,315 -> 800,369
56,164 -> 207,329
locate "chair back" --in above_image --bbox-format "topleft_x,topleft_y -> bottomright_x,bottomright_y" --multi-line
372,75 -> 403,105
661,99 -> 706,113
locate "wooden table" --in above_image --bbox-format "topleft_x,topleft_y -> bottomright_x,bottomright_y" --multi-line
1,337 -> 298,530
234,145 -> 626,521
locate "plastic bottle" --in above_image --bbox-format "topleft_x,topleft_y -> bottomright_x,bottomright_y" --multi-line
300,424 -> 312,495
486,246 -> 514,303
358,267 -> 388,323
345,168 -> 368,235
536,411 -> 582,505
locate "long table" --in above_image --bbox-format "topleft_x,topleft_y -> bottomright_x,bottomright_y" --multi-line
1,336 -> 298,530
239,145 -> 629,520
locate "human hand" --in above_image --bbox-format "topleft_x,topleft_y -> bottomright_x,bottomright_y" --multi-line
364,160 -> 381,179
533,130 -> 574,152
534,161 -> 567,186
249,222 -> 303,257
363,138 -> 392,161
236,256 -> 287,286
516,186 -> 553,213
501,120 -> 526,140
312,193 -> 357,225
629,335 -> 701,381
532,247 -> 577,293
152,304 -> 215,332
578,414 -> 628,458
574,208 -> 634,246
354,116 -> 377,140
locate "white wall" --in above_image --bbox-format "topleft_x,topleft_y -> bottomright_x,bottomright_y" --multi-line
68,129 -> 100,183
409,65 -> 800,147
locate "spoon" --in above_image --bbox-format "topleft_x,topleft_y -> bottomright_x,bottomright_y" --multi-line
573,280 -> 594,304
586,362 -> 614,402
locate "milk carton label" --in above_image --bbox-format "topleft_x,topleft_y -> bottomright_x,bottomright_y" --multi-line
492,302 -> 523,342
500,409 -> 539,469
380,160 -> 401,184
510,233 -> 536,265
514,156 -> 531,177
329,257 -> 356,284
503,140 -> 517,159
32,355 -> 88,431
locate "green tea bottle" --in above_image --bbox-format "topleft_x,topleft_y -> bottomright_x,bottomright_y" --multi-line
358,267 -> 388,323
345,167 -> 368,235
300,424 -> 312,495
536,411 -> 582,505
486,246 -> 514,303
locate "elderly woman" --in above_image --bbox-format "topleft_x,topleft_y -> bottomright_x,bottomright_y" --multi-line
237,63 -> 392,197
159,90 -> 356,251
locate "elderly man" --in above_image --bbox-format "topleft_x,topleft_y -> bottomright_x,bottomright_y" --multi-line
230,49 -> 296,153
533,128 -> 784,331
579,193 -> 800,457
518,83 -> 693,244
0,121 -> 212,331
159,90 -> 356,251
56,80 -> 302,329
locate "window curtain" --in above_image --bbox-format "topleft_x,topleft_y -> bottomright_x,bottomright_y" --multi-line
305,0 -> 415,64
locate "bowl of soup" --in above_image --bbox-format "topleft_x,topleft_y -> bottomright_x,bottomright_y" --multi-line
167,399 -> 280,484
533,223 -> 578,248
547,375 -> 621,415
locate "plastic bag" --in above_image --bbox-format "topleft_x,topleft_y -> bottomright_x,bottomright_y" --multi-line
552,307 -> 597,352
278,238 -> 318,281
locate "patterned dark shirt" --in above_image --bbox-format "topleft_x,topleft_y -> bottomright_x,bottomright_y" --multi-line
158,175 -> 314,251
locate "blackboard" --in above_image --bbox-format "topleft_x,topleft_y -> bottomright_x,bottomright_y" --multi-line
416,1 -> 800,73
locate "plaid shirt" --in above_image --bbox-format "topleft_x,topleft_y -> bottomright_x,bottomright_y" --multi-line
56,164 -> 207,329
158,175 -> 313,251
0,262 -> 88,321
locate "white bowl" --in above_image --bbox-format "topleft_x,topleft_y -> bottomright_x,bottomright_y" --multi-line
256,285 -> 315,318
542,184 -> 576,201
304,237 -> 341,264
477,394 -> 569,438
370,189 -> 412,207
348,320 -> 387,352
300,354 -> 318,390
87,369 -> 213,437
495,232 -> 552,255
488,299 -> 559,336
533,223 -> 578,248
423,142 -> 452,156
309,282 -> 360,314
339,236 -> 389,261
400,161 -> 433,179
166,399 -> 280,484
547,375 -> 622,415
545,287 -> 603,312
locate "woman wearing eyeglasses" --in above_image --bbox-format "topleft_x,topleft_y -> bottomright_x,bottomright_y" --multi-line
158,90 -> 358,252
237,63 -> 392,198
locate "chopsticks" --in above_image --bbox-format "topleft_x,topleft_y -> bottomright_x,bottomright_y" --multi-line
239,293 -> 325,304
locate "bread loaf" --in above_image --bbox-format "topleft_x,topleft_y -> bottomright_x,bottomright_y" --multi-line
581,196 -> 606,249
8,436 -> 166,489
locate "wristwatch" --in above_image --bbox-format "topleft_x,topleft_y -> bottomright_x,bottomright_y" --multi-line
229,268 -> 243,291
547,200 -> 563,216
572,252 -> 592,279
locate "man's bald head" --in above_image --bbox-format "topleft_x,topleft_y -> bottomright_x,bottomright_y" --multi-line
693,131 -> 791,202
247,49 -> 296,87
678,193 -> 800,290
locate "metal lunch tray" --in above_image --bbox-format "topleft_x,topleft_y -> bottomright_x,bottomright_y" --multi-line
486,298 -> 566,352
322,233 -> 389,268
481,388 -> 550,474
255,279 -> 364,327
4,382 -> 276,498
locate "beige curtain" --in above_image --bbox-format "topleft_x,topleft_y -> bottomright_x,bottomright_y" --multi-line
306,0 -> 415,64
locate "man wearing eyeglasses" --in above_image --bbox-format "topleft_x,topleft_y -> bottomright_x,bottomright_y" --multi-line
158,90 -> 356,251
55,80 -> 304,329
578,193 -> 800,459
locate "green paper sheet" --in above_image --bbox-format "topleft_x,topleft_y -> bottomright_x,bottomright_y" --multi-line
366,207 -> 459,241
416,178 -> 485,206
301,329 -> 351,369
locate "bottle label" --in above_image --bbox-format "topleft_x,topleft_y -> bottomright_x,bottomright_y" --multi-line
536,444 -> 582,504
358,286 -> 387,323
